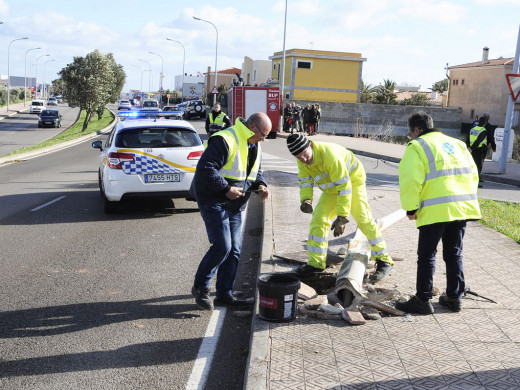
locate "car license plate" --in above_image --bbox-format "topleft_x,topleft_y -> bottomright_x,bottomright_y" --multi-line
145,173 -> 180,183
45,121 -> 53,124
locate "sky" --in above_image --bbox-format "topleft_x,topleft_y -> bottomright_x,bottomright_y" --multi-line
1,0 -> 520,94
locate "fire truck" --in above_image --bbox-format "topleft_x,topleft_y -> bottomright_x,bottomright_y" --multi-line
226,86 -> 281,138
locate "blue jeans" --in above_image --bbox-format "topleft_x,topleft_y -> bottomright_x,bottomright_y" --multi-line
416,220 -> 466,301
194,203 -> 242,298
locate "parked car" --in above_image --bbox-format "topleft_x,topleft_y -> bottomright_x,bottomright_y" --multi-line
118,100 -> 132,110
162,106 -> 184,120
184,99 -> 206,119
173,102 -> 188,113
92,113 -> 203,213
47,97 -> 58,106
38,109 -> 62,128
29,99 -> 46,114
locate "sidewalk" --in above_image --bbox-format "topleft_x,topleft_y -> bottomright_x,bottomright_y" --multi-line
246,132 -> 520,389
0,102 -> 31,119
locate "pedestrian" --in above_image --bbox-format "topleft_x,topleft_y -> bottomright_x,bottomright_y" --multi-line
467,116 -> 488,187
286,133 -> 394,282
315,103 -> 321,134
395,112 -> 481,315
283,103 -> 292,132
205,103 -> 231,136
308,104 -> 317,136
301,103 -> 311,134
290,102 -> 301,134
190,113 -> 271,310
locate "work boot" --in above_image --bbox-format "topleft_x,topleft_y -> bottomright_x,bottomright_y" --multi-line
191,285 -> 214,311
395,295 -> 434,315
214,294 -> 252,309
439,294 -> 462,312
296,264 -> 325,277
369,260 -> 394,283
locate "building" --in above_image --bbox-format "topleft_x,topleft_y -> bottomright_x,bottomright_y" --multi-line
241,56 -> 272,86
394,85 -> 445,106
447,47 -> 519,127
174,74 -> 204,92
268,48 -> 366,103
204,67 -> 241,95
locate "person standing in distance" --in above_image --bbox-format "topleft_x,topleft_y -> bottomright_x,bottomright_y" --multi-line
286,133 -> 394,282
190,113 -> 271,310
205,103 -> 231,136
467,116 -> 488,187
396,112 -> 481,315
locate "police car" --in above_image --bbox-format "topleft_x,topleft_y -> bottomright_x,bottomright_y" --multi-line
92,111 -> 203,213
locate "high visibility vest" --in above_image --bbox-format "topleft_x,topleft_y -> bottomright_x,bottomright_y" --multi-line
212,118 -> 261,183
399,131 -> 481,227
297,141 -> 363,217
209,112 -> 227,133
469,126 -> 487,148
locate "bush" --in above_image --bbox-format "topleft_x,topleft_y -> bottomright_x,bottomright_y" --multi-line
513,130 -> 520,161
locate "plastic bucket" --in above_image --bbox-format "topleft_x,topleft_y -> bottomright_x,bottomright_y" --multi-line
257,273 -> 300,322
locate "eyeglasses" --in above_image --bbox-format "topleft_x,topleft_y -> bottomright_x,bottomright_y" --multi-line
253,124 -> 270,139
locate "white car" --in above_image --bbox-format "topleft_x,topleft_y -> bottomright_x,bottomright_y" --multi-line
92,113 -> 203,213
47,97 -> 58,106
118,100 -> 132,110
29,99 -> 46,114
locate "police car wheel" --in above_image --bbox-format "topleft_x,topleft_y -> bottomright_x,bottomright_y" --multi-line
195,105 -> 202,112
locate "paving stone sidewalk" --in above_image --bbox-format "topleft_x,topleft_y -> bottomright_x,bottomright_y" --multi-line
246,165 -> 520,390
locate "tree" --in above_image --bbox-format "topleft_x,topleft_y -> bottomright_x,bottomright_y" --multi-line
401,93 -> 430,106
60,50 -> 125,131
373,79 -> 397,105
432,79 -> 449,93
360,80 -> 376,103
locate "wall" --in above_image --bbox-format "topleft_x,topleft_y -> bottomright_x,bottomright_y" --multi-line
292,101 -> 463,138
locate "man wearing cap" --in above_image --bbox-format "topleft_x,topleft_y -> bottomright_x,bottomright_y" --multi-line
286,133 -> 394,281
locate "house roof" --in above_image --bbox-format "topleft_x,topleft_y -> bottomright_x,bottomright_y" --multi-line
395,91 -> 444,105
204,67 -> 242,75
448,57 -> 514,70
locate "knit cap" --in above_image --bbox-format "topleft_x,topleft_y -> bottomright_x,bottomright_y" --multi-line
287,133 -> 310,156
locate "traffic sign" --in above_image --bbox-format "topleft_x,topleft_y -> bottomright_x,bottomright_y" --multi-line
506,74 -> 520,102
211,86 -> 218,94
167,94 -> 170,98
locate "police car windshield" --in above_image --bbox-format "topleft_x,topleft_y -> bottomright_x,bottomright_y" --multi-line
116,128 -> 202,148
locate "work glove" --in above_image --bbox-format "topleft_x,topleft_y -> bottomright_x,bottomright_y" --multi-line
300,199 -> 313,214
331,216 -> 349,237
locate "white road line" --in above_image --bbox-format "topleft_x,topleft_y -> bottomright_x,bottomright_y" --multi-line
30,196 -> 66,211
185,307 -> 227,390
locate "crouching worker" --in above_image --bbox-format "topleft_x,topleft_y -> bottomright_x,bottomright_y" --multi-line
286,134 -> 394,282
190,113 -> 271,310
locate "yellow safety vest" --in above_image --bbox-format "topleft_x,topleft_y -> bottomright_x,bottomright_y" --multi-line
209,112 -> 227,133
212,118 -> 261,182
469,126 -> 487,148
297,141 -> 363,217
399,131 -> 481,227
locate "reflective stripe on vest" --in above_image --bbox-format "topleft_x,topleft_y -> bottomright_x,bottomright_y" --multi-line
469,126 -> 487,147
315,152 -> 359,191
218,127 -> 260,181
209,112 -> 226,131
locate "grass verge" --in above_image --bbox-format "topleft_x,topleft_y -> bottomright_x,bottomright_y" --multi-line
1,108 -> 114,157
479,198 -> 520,243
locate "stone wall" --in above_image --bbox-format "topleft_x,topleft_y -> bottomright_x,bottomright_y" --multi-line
293,101 -> 463,138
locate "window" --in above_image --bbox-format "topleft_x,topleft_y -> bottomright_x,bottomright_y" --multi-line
470,109 -> 475,120
253,70 -> 257,81
461,79 -> 465,85
273,63 -> 276,70
297,61 -> 312,69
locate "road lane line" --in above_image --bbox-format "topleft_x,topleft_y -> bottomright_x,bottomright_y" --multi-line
186,307 -> 227,390
30,196 -> 66,211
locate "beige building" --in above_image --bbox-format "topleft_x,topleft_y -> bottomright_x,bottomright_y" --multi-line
204,67 -> 241,94
447,47 -> 519,127
241,56 -> 272,86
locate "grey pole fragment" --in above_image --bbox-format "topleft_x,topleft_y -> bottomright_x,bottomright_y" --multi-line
499,24 -> 520,173
280,0 -> 288,131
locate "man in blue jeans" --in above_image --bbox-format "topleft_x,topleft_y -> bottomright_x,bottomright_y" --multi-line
190,112 -> 271,310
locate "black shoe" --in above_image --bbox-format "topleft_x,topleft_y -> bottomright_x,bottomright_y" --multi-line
296,264 -> 325,277
395,295 -> 434,315
369,260 -> 394,283
214,294 -> 252,309
191,285 -> 214,311
439,294 -> 462,312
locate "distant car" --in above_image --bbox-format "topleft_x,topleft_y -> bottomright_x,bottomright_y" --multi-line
141,99 -> 160,111
173,102 -> 188,113
29,99 -> 46,114
118,100 -> 132,110
162,106 -> 184,120
91,113 -> 204,213
53,94 -> 63,103
184,99 -> 206,119
47,97 -> 58,106
38,109 -> 62,128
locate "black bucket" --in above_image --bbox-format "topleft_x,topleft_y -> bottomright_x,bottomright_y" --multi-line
257,273 -> 300,322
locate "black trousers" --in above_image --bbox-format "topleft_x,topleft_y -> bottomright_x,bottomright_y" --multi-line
471,146 -> 487,181
416,220 -> 467,301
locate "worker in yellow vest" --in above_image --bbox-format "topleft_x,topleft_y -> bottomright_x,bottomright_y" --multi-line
286,133 -> 394,282
396,112 -> 481,315
467,116 -> 488,187
205,103 -> 231,136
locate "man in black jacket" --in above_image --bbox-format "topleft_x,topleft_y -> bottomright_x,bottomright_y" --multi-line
205,103 -> 231,136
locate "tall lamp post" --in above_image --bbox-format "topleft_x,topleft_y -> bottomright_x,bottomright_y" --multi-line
166,38 -> 185,102
131,64 -> 144,92
24,47 -> 41,106
149,51 -> 163,100
193,16 -> 218,106
34,54 -> 50,99
43,59 -> 55,100
138,58 -> 152,94
7,37 -> 29,112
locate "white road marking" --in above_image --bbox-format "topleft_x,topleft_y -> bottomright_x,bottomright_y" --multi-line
185,307 -> 227,390
30,196 -> 66,211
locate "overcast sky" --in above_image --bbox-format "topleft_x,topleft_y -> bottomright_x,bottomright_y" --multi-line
1,0 -> 519,94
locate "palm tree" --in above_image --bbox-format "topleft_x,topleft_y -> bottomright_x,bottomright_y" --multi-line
373,79 -> 397,105
431,79 -> 449,93
360,80 -> 376,103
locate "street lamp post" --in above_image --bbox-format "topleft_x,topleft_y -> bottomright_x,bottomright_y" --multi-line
43,59 -> 55,100
193,16 -> 218,106
149,51 -> 164,100
7,37 -> 29,112
131,64 -> 144,92
35,54 -> 50,99
166,38 -> 185,102
24,47 -> 41,106
138,58 -> 152,93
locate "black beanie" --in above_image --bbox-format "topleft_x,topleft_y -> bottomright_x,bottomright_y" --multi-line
287,133 -> 310,156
